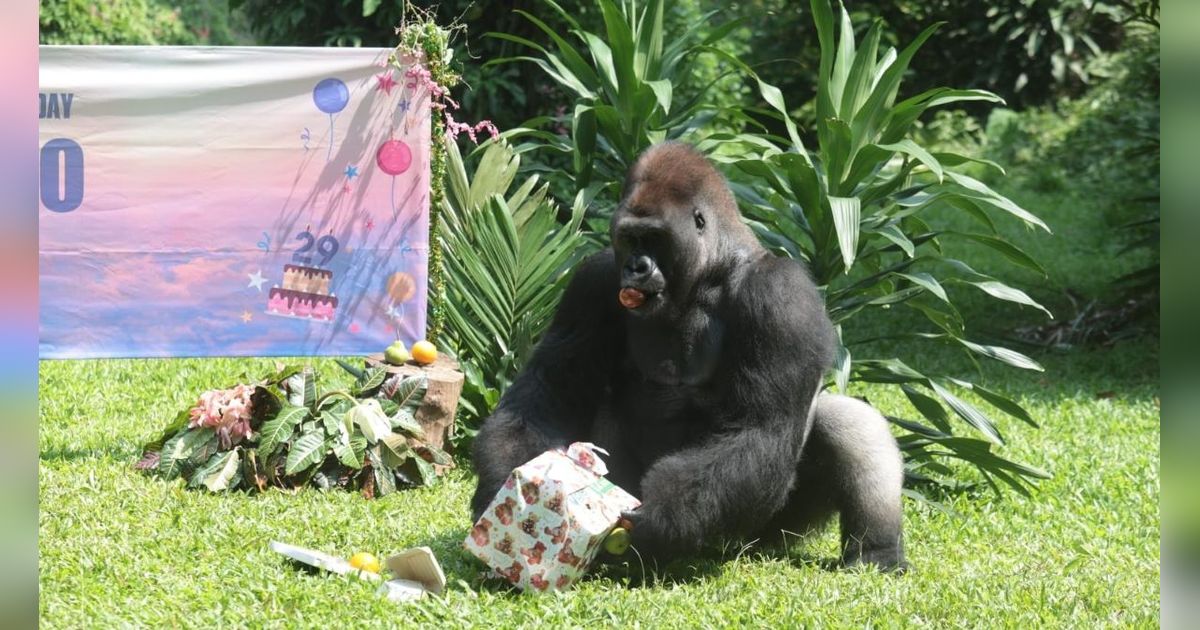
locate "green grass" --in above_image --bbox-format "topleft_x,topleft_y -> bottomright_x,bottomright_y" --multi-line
39,178 -> 1159,627
38,344 -> 1159,627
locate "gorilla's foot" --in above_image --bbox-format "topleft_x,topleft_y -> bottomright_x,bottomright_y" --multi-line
841,540 -> 909,574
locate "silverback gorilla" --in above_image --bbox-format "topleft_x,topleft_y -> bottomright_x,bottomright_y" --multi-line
470,142 -> 906,571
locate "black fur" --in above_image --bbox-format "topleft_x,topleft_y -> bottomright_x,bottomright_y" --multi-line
470,142 -> 906,571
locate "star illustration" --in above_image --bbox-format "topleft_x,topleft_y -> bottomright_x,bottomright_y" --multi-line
342,182 -> 352,194
240,310 -> 253,323
386,304 -> 401,319
344,164 -> 359,180
396,98 -> 410,114
349,322 -> 361,334
364,218 -> 375,231
247,269 -> 267,291
376,72 -> 397,95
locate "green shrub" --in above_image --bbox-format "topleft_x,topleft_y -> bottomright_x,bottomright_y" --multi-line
438,139 -> 594,445
728,0 -> 1053,496
493,0 -> 758,224
40,0 -> 197,45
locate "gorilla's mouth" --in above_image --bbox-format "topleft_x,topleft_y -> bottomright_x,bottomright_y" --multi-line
618,286 -> 662,311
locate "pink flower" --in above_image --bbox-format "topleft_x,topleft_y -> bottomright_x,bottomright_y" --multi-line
187,384 -> 255,449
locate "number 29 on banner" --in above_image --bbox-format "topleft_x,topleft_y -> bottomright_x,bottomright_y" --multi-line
40,138 -> 84,213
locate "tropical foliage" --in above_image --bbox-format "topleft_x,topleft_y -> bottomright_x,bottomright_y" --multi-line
724,0 -> 1054,495
136,363 -> 450,497
494,0 -> 752,220
438,138 -> 594,436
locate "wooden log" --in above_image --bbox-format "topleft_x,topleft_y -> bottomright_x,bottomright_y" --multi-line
363,353 -> 464,452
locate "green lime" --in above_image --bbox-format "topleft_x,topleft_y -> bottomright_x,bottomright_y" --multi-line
603,527 -> 630,555
384,343 -> 410,365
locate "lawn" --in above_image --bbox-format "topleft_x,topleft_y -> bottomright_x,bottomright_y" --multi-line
39,182 -> 1160,628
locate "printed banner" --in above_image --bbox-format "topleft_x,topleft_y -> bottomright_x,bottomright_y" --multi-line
38,46 -> 431,359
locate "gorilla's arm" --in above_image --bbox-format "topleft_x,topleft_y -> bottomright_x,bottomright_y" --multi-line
469,250 -> 624,519
626,259 -> 835,558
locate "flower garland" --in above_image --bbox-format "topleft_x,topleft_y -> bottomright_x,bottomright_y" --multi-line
391,14 -> 499,344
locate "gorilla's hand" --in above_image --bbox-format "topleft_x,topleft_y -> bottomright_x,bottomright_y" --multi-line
620,505 -> 691,563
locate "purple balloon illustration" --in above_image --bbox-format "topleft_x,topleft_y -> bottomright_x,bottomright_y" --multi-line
313,78 -> 349,161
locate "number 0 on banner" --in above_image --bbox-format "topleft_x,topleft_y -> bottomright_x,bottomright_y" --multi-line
38,45 -> 432,359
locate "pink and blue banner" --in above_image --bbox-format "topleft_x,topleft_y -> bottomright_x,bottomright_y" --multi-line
38,46 -> 431,359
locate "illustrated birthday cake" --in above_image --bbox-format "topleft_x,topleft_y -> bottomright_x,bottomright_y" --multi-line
266,264 -> 338,321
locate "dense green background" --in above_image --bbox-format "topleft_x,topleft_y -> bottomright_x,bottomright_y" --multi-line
38,0 -> 1159,625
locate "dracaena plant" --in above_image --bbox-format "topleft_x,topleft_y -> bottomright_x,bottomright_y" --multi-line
727,0 -> 1054,497
490,0 -> 750,222
438,137 -> 594,437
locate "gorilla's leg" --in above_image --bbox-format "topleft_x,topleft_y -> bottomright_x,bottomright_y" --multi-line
769,394 -> 907,572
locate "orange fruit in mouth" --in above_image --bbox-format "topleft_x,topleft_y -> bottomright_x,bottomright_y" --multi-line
618,288 -> 645,309
411,340 -> 438,365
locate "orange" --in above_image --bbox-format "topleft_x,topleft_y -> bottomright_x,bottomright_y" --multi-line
411,340 -> 438,365
348,551 -> 381,574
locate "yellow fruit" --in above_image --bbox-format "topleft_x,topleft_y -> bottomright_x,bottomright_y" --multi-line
348,551 -> 381,574
411,340 -> 438,365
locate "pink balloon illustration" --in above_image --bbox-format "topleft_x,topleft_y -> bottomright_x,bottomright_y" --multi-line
376,139 -> 412,216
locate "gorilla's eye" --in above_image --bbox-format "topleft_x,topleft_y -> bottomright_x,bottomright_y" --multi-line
693,209 -> 706,231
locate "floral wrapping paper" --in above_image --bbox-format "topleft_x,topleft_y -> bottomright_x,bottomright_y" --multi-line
463,442 -> 641,592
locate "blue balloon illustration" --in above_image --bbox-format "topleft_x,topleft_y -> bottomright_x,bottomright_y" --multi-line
313,78 -> 349,161
313,78 -> 349,114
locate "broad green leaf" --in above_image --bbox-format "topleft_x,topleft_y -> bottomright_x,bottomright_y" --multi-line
390,409 -> 425,438
368,447 -> 396,497
257,405 -> 308,460
895,272 -> 949,303
870,223 -> 915,257
829,196 -> 861,272
958,339 -> 1045,372
930,380 -> 1003,444
951,232 -> 1048,276
363,0 -> 381,17
285,428 -> 328,476
159,428 -> 215,480
200,450 -> 241,492
968,280 -> 1053,318
829,3 -> 856,110
142,410 -> 189,453
414,442 -> 453,466
900,384 -> 952,433
390,374 -> 428,413
877,140 -> 943,182
833,338 -> 851,393
972,384 -> 1039,428
321,410 -> 350,446
945,172 -> 1050,232
334,434 -> 367,469
355,366 -> 388,396
840,19 -> 882,119
380,434 -> 413,468
572,104 -> 597,187
302,367 -> 316,410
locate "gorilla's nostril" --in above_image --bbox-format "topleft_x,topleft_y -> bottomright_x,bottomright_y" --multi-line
625,255 -> 653,279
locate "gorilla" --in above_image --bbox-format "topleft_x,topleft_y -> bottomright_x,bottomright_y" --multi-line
470,142 -> 906,571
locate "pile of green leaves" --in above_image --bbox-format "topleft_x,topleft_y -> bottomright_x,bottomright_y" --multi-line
135,363 -> 451,498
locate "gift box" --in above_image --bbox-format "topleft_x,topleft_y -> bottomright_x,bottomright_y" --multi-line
464,442 -> 640,592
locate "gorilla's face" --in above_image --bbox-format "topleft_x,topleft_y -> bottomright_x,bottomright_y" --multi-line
611,177 -> 715,318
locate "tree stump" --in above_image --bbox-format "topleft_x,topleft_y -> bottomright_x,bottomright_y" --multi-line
363,353 -> 464,452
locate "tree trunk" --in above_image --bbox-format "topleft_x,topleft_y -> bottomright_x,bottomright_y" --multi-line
364,353 -> 463,453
